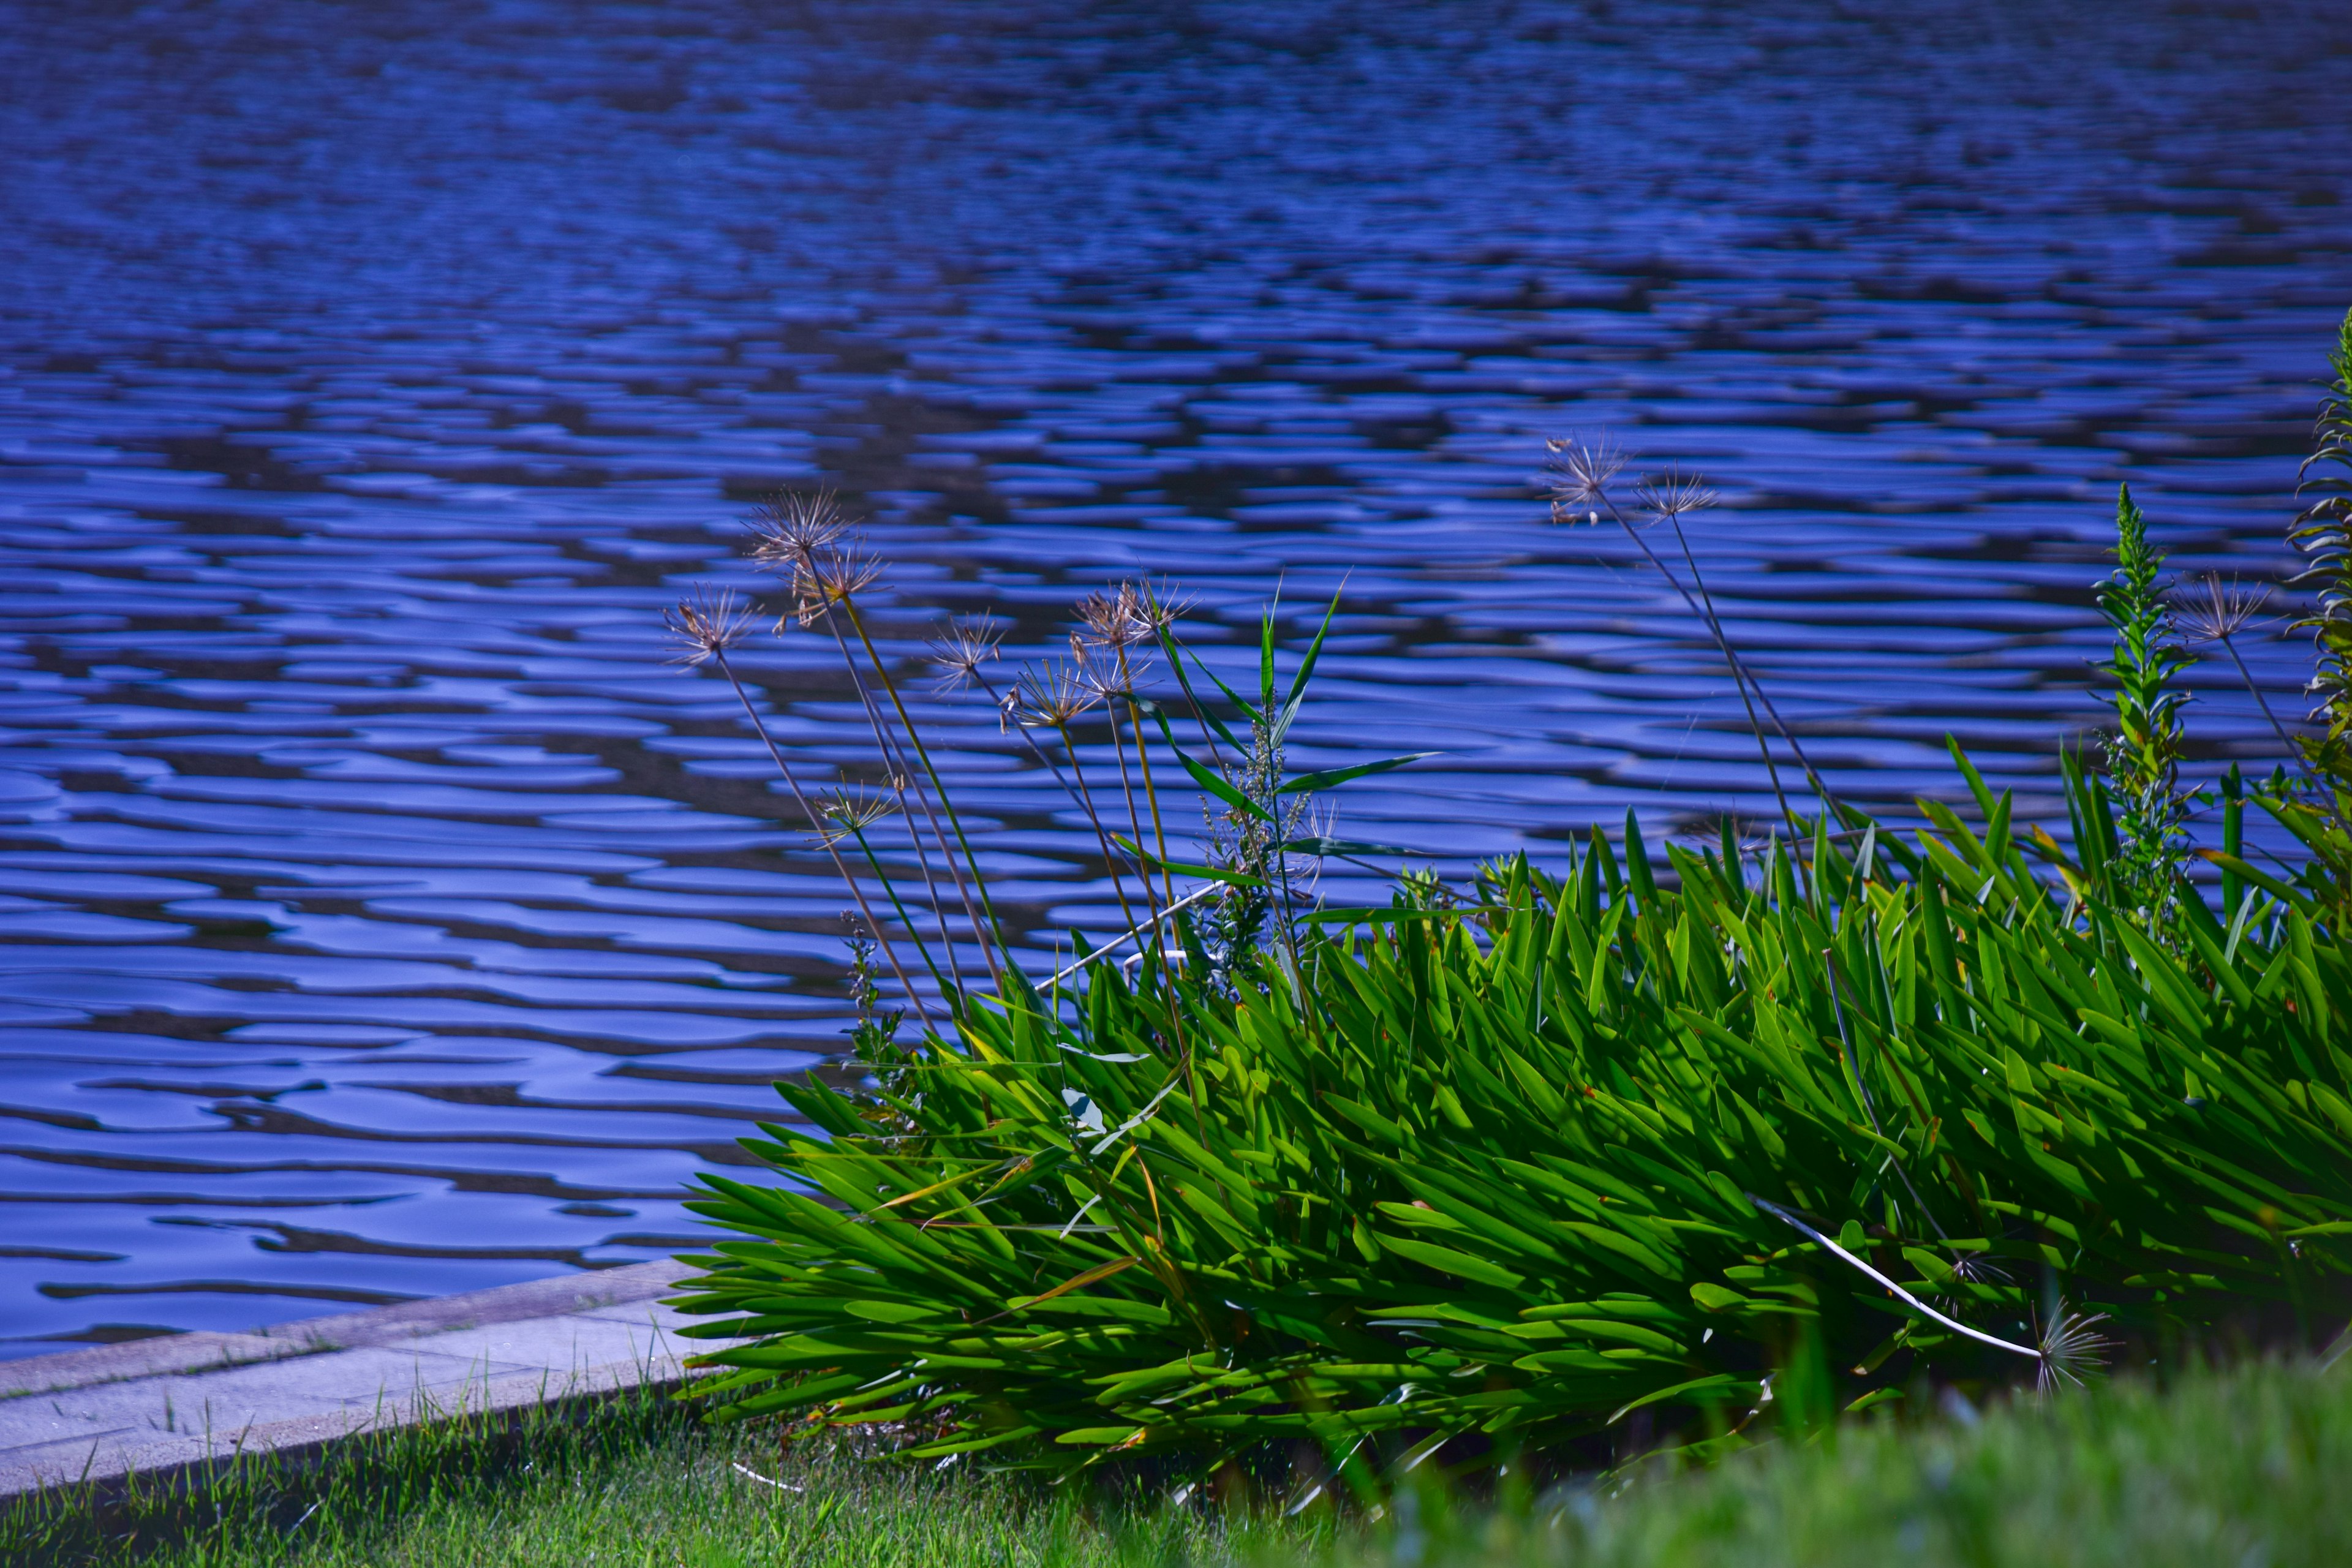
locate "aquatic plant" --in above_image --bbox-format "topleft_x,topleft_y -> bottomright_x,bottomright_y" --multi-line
656,318 -> 2346,1485
673,807 -> 2352,1480
1546,436 -> 1825,838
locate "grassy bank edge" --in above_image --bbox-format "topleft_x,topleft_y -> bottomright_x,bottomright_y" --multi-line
12,1352 -> 2349,1567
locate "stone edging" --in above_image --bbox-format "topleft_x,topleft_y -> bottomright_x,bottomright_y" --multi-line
0,1261 -> 706,1504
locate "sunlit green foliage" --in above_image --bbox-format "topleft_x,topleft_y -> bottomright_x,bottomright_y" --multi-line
674,799 -> 2352,1476
663,314 -> 2352,1485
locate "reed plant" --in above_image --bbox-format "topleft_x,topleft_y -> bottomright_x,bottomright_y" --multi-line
656,314 -> 2352,1489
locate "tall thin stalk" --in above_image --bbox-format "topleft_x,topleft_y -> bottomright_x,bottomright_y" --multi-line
1129,699 -> 1178,911
1052,716 -> 1142,938
1656,500 -> 1806,843
710,649 -> 935,1033
1073,590 -> 1177,924
2177,573 -> 2301,765
838,601 -> 1014,983
746,497 -> 1003,990
2215,631 -> 2302,761
1102,699 -> 1164,927
1550,443 -> 1812,839
812,589 -> 1001,989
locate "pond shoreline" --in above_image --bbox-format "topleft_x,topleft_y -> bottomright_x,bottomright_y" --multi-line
0,1259 -> 698,1504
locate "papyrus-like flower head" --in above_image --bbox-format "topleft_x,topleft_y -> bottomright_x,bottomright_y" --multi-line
662,585 -> 757,666
787,546 -> 884,627
1013,658 -> 1102,728
1635,468 -> 1718,522
747,491 -> 850,565
925,617 -> 1005,693
812,790 -> 896,848
1545,434 -> 1628,519
2174,573 -> 2273,646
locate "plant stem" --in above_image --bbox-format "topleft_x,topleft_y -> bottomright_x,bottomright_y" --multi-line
788,594 -> 964,983
1664,510 -> 1809,843
1599,495 -> 1806,839
848,826 -> 956,1000
1129,698 -> 1178,911
838,601 -> 1011,986
1054,720 -> 1142,938
1101,692 -> 1165,930
1046,883 -> 1223,986
2217,631 -> 2303,761
1749,1195 -> 2040,1365
710,650 -> 934,1033
1643,507 -> 1831,794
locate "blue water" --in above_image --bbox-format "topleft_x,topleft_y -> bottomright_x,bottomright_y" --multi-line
0,0 -> 2346,1359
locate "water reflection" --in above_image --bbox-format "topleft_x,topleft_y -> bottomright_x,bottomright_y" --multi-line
0,0 -> 2346,1357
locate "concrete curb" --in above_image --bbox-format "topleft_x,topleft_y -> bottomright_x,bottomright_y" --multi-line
0,1261 -> 717,1504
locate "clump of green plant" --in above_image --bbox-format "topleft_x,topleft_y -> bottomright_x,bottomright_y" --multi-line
658,321 -> 2345,1490
674,799 -> 2352,1483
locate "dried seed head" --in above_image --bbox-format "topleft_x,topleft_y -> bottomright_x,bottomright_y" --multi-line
925,616 -> 1005,693
1076,579 -> 1191,652
1635,467 -> 1718,522
1075,584 -> 1152,651
747,491 -> 850,565
1945,1252 -> 2012,1287
1132,580 -> 1194,636
1545,434 -> 1628,518
2174,573 -> 2273,645
2034,1306 -> 2116,1392
811,790 -> 896,847
789,546 -> 884,627
662,585 -> 759,666
1013,658 -> 1102,729
1066,631 -> 1153,700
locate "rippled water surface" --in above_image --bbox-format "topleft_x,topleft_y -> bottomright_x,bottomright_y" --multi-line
1,0 -> 2349,1357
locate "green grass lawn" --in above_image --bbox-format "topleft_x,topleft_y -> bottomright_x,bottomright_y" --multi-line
15,1355 -> 2349,1568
